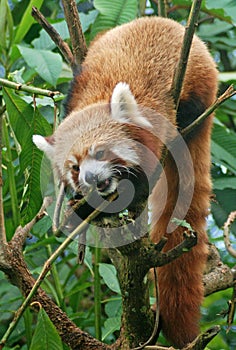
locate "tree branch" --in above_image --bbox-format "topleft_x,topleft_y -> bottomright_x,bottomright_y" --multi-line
223,210 -> 236,258
0,78 -> 62,98
0,101 -> 7,268
171,0 -> 203,109
61,0 -> 87,68
31,6 -> 76,68
181,85 -> 236,137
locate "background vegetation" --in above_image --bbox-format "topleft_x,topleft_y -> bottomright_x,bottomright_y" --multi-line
0,0 -> 235,349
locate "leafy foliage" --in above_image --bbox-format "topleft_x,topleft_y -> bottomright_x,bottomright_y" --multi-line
0,0 -> 236,349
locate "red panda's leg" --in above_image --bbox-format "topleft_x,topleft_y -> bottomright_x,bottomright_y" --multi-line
150,117 -> 212,347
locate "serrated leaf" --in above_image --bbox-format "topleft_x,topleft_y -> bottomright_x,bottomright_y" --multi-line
30,308 -> 63,350
99,263 -> 121,294
91,0 -> 138,39
18,46 -> 62,87
14,0 -> 44,44
2,88 -> 52,223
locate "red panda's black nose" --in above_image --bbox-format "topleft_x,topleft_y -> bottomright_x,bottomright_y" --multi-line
85,171 -> 98,185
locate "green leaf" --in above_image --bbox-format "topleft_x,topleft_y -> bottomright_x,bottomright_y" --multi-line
219,72 -> 236,82
14,0 -> 44,44
171,218 -> 194,232
102,316 -> 121,341
30,308 -> 63,350
91,0 -> 138,39
213,177 -> 236,190
99,263 -> 121,294
32,20 -> 70,50
0,0 -> 14,49
2,88 -> 52,223
211,121 -> 236,174
205,0 -> 236,23
18,46 -> 63,87
211,190 -> 236,234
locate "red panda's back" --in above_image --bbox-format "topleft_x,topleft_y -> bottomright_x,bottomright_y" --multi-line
66,16 -> 217,126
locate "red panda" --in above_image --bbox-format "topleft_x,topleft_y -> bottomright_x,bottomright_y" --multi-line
33,17 -> 218,347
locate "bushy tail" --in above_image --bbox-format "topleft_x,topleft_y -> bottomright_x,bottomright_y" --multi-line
156,231 -> 208,347
150,121 -> 212,347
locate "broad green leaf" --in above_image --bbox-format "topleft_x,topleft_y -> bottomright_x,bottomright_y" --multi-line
205,0 -> 236,24
18,46 -> 62,87
2,88 -> 52,223
99,263 -> 121,294
32,20 -> 70,50
91,0 -> 138,39
213,177 -> 236,190
14,0 -> 44,44
211,190 -> 236,234
102,316 -> 121,341
2,87 -> 34,146
30,308 -> 63,350
211,121 -> 236,174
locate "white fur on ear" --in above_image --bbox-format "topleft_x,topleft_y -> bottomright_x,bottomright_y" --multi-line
32,135 -> 54,158
111,82 -> 152,128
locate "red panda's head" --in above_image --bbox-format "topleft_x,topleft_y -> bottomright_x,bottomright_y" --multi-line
33,83 -> 163,199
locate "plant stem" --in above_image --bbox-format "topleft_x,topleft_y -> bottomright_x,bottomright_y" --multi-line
0,78 -> 62,98
45,233 -> 65,310
2,116 -> 21,230
171,0 -> 203,109
158,0 -> 167,17
94,232 -> 102,340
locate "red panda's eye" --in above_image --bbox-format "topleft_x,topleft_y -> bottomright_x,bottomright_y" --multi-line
72,164 -> 80,172
95,150 -> 104,160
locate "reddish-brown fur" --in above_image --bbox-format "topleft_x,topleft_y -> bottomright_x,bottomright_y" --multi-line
63,17 -> 218,347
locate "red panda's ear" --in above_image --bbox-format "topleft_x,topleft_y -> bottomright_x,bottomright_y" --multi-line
32,135 -> 55,159
110,82 -> 152,128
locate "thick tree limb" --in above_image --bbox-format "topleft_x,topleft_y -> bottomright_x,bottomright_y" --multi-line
203,244 -> 235,296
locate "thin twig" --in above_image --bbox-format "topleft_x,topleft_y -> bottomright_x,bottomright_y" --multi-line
61,0 -> 87,68
31,6 -> 76,68
181,85 -> 236,137
223,210 -> 236,258
171,0 -> 203,109
0,78 -> 62,98
52,182 -> 65,232
0,104 -> 7,267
